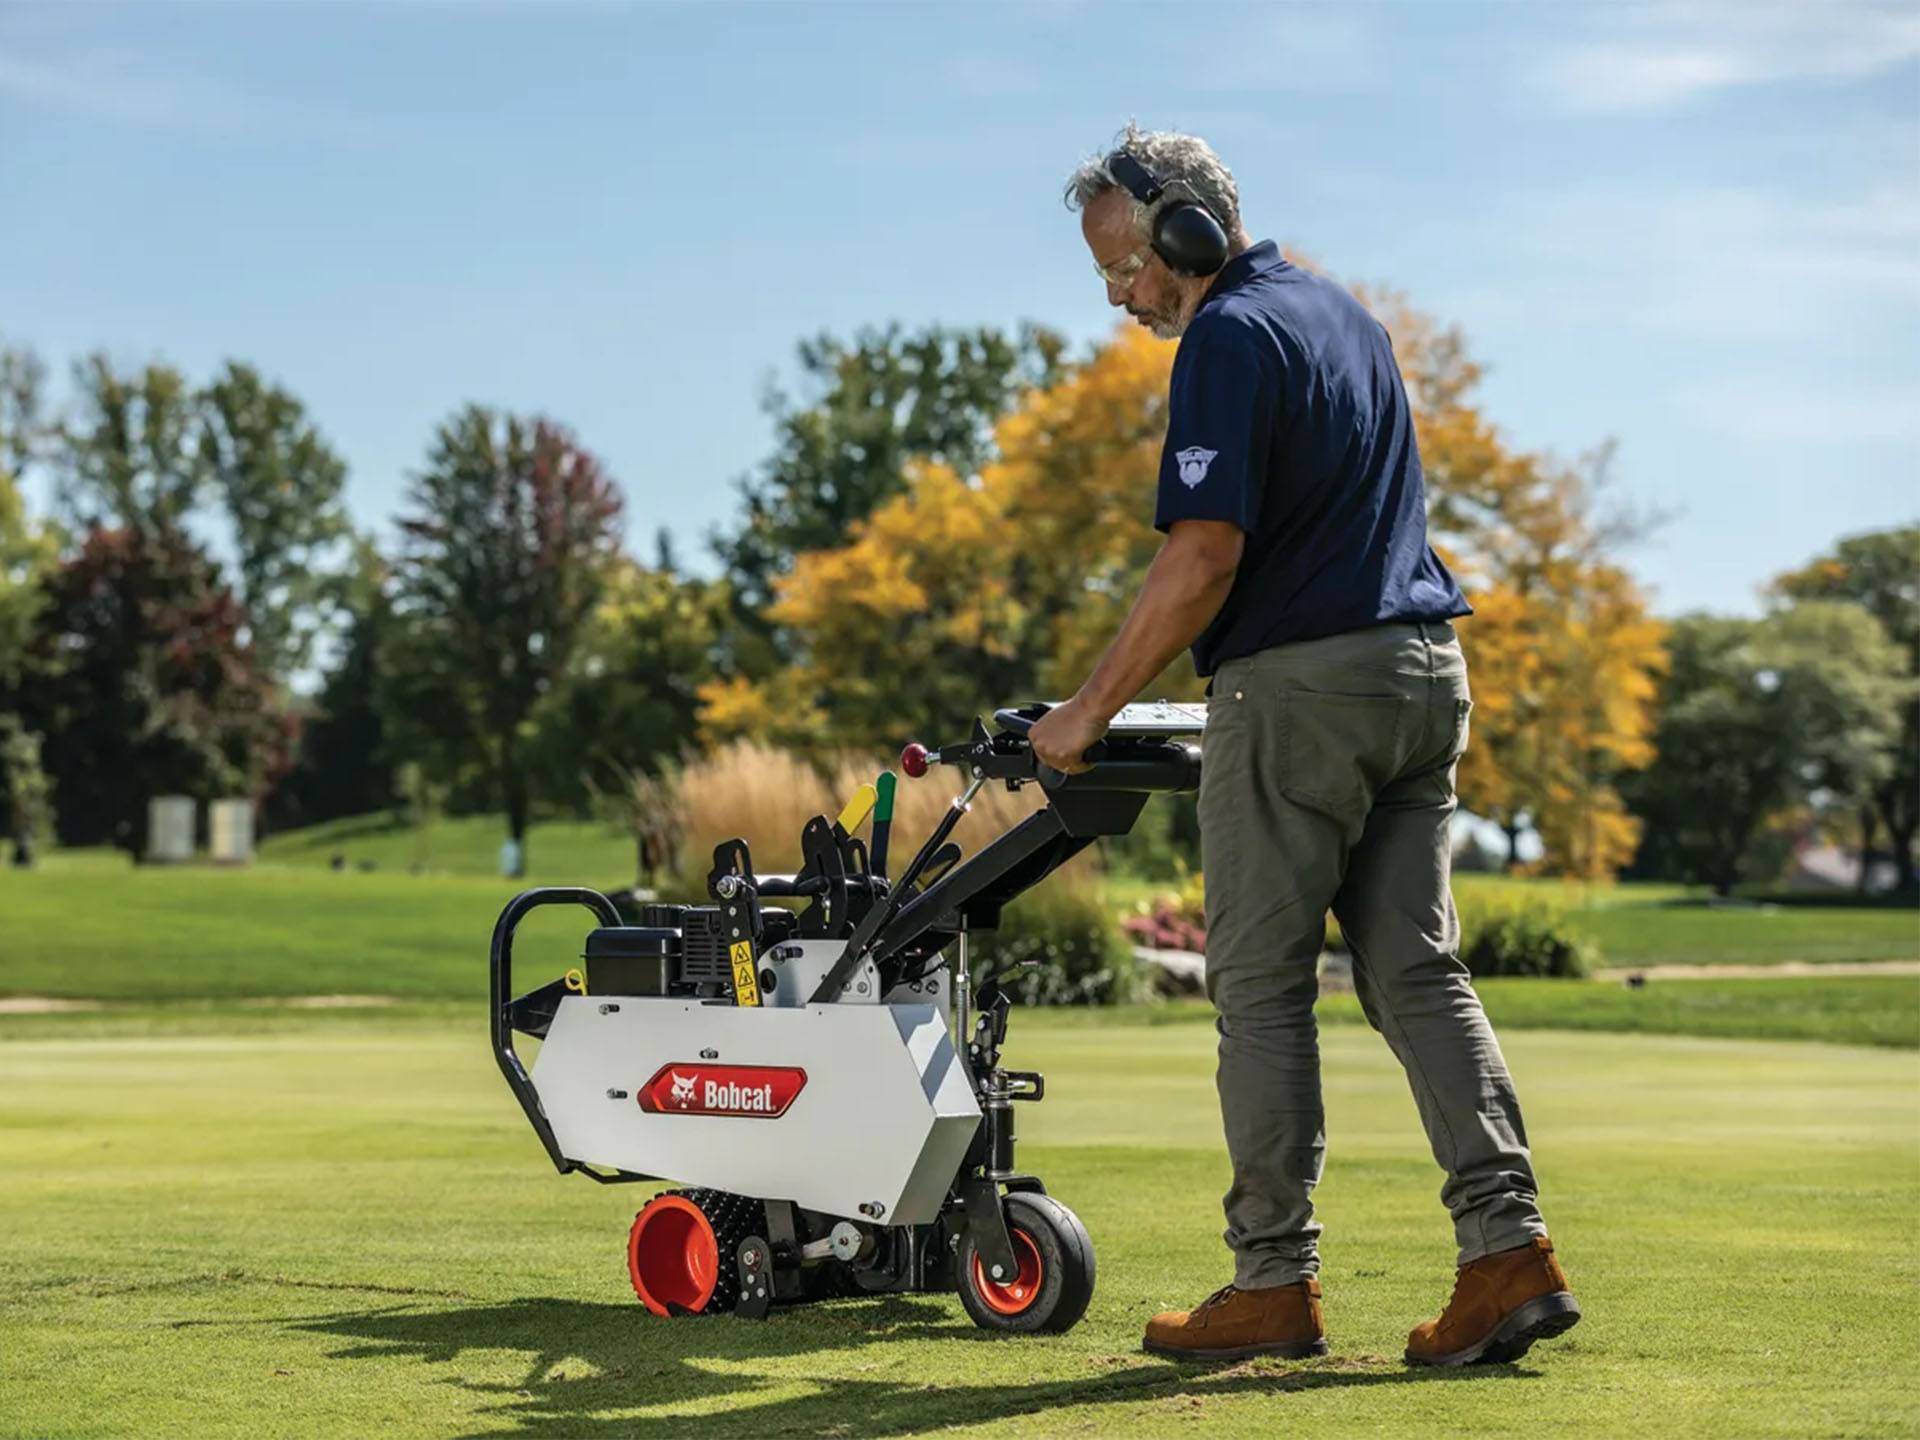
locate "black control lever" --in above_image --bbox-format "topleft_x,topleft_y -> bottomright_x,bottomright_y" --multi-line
910,842 -> 962,895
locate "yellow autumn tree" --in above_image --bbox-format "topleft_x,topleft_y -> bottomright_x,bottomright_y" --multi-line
988,326 -> 1193,699
700,461 -> 1030,750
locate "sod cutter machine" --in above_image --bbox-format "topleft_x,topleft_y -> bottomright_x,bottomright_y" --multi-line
490,700 -> 1204,1333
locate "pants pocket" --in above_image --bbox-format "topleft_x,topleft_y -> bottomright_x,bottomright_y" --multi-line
1446,697 -> 1473,766
1278,690 -> 1410,821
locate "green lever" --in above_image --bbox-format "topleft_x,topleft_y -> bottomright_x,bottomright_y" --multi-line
871,771 -> 897,879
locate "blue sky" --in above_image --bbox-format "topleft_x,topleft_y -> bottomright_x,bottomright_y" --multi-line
2,0 -> 1915,616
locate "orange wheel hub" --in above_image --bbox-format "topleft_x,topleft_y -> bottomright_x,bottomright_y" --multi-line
971,1228 -> 1045,1316
628,1194 -> 720,1316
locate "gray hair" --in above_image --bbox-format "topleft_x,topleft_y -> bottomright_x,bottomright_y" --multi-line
1063,123 -> 1243,239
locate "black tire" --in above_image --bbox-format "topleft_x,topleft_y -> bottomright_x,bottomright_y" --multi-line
956,1192 -> 1096,1334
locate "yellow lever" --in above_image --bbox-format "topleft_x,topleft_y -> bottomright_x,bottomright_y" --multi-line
563,968 -> 587,995
836,782 -> 878,836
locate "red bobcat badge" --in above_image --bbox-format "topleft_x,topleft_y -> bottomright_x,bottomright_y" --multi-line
637,1063 -> 807,1118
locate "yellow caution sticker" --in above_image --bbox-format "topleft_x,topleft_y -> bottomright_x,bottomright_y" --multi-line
729,940 -> 761,1007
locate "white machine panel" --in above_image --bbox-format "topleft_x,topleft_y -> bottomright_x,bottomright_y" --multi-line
531,997 -> 980,1225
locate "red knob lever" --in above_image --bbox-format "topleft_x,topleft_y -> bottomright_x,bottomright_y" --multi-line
900,743 -> 929,779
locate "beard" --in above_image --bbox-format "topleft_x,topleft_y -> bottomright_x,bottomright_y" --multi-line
1128,299 -> 1191,340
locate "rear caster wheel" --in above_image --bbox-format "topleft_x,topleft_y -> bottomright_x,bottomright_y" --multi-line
956,1192 -> 1095,1334
627,1188 -> 757,1316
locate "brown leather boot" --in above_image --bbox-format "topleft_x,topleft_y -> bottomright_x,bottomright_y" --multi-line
1143,1278 -> 1328,1361
1405,1236 -> 1581,1366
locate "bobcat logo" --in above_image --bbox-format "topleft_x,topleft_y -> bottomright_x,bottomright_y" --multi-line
1176,446 -> 1219,488
668,1071 -> 697,1108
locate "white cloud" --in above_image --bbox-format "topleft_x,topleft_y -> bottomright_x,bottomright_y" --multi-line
1532,1 -> 1920,114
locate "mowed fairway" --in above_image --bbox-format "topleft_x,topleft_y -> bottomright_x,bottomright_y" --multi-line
2,1011 -> 1915,1438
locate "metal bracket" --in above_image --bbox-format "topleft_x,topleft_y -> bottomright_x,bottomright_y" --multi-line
958,1175 -> 1017,1284
734,1236 -> 774,1320
762,1199 -> 804,1301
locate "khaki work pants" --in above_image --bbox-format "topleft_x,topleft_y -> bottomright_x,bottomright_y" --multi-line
1200,621 -> 1546,1287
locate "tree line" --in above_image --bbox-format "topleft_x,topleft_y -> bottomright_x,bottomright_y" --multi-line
0,291 -> 1912,893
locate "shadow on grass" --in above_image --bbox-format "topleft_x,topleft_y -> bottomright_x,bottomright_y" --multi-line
290,1295 -> 1539,1437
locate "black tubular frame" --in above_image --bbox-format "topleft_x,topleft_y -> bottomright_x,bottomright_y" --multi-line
490,886 -> 656,1182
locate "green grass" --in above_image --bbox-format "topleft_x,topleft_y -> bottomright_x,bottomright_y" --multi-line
1350,975 -> 1918,1049
0,1007 -> 1914,1438
1153,972 -> 1908,1051
0,851 -> 602,1002
1005,978 -> 1920,1051
1569,900 -> 1919,967
1476,974 -> 1920,1048
4,854 -> 1916,1048
258,812 -> 639,884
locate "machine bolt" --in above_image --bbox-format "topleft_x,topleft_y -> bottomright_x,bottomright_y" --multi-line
715,875 -> 741,898
605,1088 -> 628,1100
855,980 -> 869,994
857,1201 -> 887,1219
598,1003 -> 620,1015
700,1048 -> 719,1059
990,1264 -> 1005,1279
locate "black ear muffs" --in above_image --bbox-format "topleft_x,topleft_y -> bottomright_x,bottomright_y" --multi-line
1105,149 -> 1230,278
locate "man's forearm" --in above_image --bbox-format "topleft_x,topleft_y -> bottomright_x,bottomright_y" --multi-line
1075,536 -> 1239,719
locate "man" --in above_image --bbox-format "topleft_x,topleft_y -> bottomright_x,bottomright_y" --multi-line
1027,126 -> 1581,1367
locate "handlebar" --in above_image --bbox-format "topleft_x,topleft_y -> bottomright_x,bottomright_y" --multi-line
991,706 -> 1110,767
898,703 -> 1200,794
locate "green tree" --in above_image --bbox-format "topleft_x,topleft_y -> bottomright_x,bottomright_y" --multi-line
713,323 -> 1066,621
1,343 -> 60,867
388,408 -> 624,870
56,356 -> 202,535
0,716 -> 53,866
197,362 -> 352,682
268,538 -> 400,831
2,341 -> 49,490
529,557 -> 729,808
1625,604 -> 1905,894
1772,525 -> 1920,893
1,349 -> 58,686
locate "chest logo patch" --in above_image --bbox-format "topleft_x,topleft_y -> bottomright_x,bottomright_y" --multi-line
1176,446 -> 1219,488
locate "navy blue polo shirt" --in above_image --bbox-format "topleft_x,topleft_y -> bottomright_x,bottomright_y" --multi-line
1154,241 -> 1469,676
